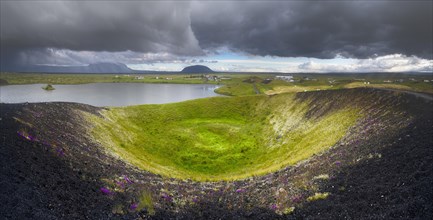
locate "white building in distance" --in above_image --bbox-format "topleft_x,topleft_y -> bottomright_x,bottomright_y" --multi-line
275,75 -> 294,81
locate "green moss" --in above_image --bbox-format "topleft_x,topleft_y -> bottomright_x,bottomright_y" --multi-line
307,192 -> 330,202
283,207 -> 295,215
87,93 -> 360,181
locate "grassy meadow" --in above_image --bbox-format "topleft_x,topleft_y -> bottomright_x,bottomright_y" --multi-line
0,72 -> 217,85
215,73 -> 433,95
1,72 -> 432,95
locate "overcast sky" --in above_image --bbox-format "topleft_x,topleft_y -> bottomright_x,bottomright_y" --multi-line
1,0 -> 432,72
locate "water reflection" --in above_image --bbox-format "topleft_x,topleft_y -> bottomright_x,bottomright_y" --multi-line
0,83 -> 222,107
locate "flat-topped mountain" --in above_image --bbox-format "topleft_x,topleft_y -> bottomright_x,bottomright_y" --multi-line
181,65 -> 214,73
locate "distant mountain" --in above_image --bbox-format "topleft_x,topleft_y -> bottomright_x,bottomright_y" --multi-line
181,65 -> 214,73
11,63 -> 217,74
17,62 -> 134,74
87,63 -> 132,73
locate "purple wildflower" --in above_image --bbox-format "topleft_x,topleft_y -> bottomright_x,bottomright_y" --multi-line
17,131 -> 25,138
335,161 -> 341,166
235,188 -> 245,193
56,147 -> 64,156
270,204 -> 278,210
100,187 -> 112,195
130,203 -> 138,210
161,194 -> 172,202
123,175 -> 133,184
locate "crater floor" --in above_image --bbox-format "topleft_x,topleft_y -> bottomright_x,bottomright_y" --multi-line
88,93 -> 359,180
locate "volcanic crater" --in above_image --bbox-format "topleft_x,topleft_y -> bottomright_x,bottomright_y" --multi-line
1,88 -> 432,219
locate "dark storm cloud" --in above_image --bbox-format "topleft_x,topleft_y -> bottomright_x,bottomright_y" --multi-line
0,1 -> 201,69
1,1 -> 432,70
191,1 -> 432,59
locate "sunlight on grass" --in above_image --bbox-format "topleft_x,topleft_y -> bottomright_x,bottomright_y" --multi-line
307,192 -> 330,202
265,85 -> 334,95
86,93 -> 360,181
343,82 -> 412,90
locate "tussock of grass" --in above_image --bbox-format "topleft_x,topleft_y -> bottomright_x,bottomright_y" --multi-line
307,192 -> 330,202
283,207 -> 296,215
87,93 -> 360,181
137,191 -> 155,215
313,174 -> 330,180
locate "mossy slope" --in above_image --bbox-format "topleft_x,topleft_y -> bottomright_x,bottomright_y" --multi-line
88,93 -> 360,181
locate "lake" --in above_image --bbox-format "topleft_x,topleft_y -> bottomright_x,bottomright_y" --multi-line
0,83 -> 222,107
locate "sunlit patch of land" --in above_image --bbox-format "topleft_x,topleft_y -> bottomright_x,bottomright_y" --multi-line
343,82 -> 412,90
87,93 -> 360,181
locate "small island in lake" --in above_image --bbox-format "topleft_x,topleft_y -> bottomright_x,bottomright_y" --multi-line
42,84 -> 55,91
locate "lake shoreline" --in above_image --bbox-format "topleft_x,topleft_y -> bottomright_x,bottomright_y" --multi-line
0,83 -> 222,107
